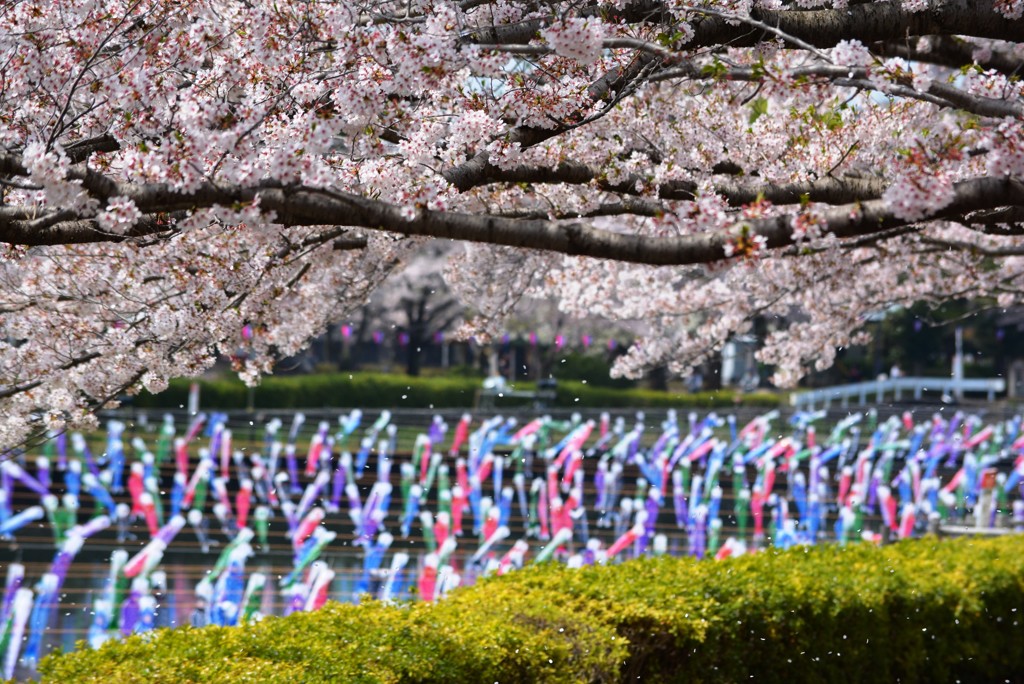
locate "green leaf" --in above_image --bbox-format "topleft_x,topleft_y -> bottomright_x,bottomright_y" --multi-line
700,59 -> 728,80
748,97 -> 769,124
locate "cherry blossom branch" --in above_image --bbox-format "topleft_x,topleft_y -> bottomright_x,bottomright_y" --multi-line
830,75 -> 1023,119
6,367 -> 148,458
218,176 -> 1024,266
482,37 -> 680,62
963,207 -> 1024,230
443,52 -> 658,191
649,63 -> 1024,119
830,226 -> 919,252
918,236 -> 1024,257
458,3 -> 1020,191
874,36 -> 1024,77
0,351 -> 101,401
4,169 -> 1021,264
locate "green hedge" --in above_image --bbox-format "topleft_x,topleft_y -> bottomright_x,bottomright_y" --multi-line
557,380 -> 781,409
129,374 -> 781,410
40,535 -> 1024,683
130,374 -> 482,410
554,353 -> 636,388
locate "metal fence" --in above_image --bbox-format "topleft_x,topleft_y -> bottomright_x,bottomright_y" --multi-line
791,376 -> 1006,410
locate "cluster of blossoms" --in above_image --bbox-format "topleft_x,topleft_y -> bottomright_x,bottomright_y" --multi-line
881,122 -> 970,222
830,39 -> 873,67
20,143 -> 93,212
964,68 -> 1024,102
882,163 -> 957,222
540,18 -> 606,65
657,193 -> 732,236
867,58 -> 917,93
790,205 -> 828,241
995,0 -> 1024,19
985,120 -> 1024,177
97,198 -> 143,235
723,225 -> 768,259
444,111 -> 506,167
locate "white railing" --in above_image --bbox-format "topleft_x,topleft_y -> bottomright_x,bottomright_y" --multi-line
791,376 -> 1005,410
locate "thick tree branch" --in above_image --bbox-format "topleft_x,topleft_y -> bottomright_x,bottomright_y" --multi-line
0,215 -> 173,245
874,36 -> 1024,77
291,176 -> 1021,266
465,0 -> 1024,50
63,134 -> 120,163
5,172 -> 1020,265
463,161 -> 887,205
690,0 -> 1024,48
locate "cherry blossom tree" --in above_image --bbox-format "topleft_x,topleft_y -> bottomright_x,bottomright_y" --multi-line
1,0 -> 1023,448
367,240 -> 464,376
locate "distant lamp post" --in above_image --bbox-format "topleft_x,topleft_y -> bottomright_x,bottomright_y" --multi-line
953,326 -> 965,401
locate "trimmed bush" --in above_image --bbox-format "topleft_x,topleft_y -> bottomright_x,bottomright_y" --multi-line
552,353 -> 636,389
554,380 -> 781,409
40,535 -> 1024,683
130,374 -> 782,410
130,374 -> 483,410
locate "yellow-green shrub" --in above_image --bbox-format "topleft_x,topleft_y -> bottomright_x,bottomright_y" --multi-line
40,535 -> 1024,683
130,374 -> 782,410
